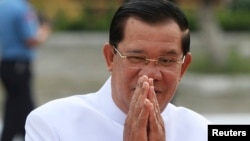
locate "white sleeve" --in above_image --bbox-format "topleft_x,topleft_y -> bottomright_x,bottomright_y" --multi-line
25,111 -> 60,141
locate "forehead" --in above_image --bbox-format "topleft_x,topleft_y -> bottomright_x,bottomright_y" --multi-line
123,17 -> 182,41
120,17 -> 183,54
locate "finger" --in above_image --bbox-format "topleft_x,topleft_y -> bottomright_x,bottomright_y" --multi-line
128,76 -> 145,113
148,86 -> 162,128
148,94 -> 165,141
148,78 -> 154,86
133,81 -> 150,117
131,75 -> 149,106
124,98 -> 151,141
126,76 -> 149,128
137,98 -> 151,129
149,86 -> 160,115
133,76 -> 151,110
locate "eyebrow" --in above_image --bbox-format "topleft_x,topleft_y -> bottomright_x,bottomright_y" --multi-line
124,48 -> 181,57
161,49 -> 180,56
125,49 -> 144,54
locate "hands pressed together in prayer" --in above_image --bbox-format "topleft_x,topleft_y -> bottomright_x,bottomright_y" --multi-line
123,75 -> 166,141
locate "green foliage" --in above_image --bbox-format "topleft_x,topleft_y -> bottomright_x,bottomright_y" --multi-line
52,7 -> 116,31
189,48 -> 250,74
231,0 -> 250,11
223,49 -> 250,74
216,0 -> 250,31
183,9 -> 200,31
53,9 -> 72,31
53,8 -> 200,32
216,9 -> 250,31
80,8 -> 115,31
52,7 -> 250,32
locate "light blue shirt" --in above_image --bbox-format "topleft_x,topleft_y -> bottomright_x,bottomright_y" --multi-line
0,0 -> 39,61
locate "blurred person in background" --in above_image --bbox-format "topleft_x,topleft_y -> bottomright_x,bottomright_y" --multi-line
0,0 -> 51,140
25,0 -> 210,141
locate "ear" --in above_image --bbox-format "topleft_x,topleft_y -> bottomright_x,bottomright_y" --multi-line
180,52 -> 192,79
103,43 -> 114,72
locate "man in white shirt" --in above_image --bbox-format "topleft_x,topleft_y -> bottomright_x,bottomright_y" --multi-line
25,0 -> 211,141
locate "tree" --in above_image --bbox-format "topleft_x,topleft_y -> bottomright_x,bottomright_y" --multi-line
198,0 -> 227,66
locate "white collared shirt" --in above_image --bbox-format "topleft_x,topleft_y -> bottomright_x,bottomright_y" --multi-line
25,76 -> 210,141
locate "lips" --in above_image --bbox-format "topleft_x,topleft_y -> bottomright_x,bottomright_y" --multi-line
132,87 -> 161,94
154,90 -> 160,94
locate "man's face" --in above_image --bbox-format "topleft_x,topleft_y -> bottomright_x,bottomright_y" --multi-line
103,17 -> 191,114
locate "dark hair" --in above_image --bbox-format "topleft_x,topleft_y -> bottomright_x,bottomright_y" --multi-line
109,0 -> 190,55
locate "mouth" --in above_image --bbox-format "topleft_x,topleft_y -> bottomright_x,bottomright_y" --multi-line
154,90 -> 161,94
132,87 -> 162,95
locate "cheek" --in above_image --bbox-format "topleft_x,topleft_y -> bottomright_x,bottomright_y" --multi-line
112,61 -> 137,93
167,73 -> 180,86
158,73 -> 180,108
113,59 -> 139,82
164,78 -> 178,96
111,68 -> 139,113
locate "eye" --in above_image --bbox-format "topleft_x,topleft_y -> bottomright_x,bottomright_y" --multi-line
159,57 -> 176,65
126,56 -> 145,63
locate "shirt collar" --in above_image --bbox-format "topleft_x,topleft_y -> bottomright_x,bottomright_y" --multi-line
96,76 -> 175,124
96,76 -> 126,125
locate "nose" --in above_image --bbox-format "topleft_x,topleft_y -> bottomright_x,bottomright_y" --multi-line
145,58 -> 158,65
139,61 -> 162,80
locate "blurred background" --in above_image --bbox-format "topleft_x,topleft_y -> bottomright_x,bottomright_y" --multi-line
1,0 -> 250,128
